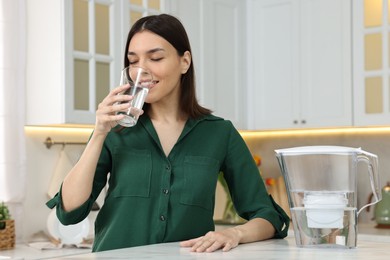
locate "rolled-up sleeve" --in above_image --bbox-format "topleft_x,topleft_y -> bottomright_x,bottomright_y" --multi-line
46,138 -> 112,225
221,123 -> 290,238
46,185 -> 94,225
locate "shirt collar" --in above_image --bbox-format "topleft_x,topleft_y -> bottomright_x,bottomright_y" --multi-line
139,114 -> 223,144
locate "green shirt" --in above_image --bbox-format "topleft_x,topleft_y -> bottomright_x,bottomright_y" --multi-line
47,114 -> 289,252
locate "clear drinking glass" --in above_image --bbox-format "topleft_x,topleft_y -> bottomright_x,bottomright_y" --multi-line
116,66 -> 153,127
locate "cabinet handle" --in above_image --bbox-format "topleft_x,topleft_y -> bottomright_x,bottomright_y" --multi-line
301,120 -> 306,124
293,120 -> 298,124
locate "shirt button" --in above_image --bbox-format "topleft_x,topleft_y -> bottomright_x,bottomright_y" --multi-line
165,165 -> 171,171
162,189 -> 169,194
160,215 -> 166,221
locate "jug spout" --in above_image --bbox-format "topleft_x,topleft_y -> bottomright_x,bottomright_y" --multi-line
275,145 -> 381,248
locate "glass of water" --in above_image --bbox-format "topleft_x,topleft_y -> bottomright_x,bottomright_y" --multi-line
116,66 -> 153,127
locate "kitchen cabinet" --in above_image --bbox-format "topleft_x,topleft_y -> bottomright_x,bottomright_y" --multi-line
25,0 -> 165,126
171,0 -> 248,129
247,0 -> 352,130
32,0 -> 354,130
173,0 -> 352,130
353,0 -> 390,126
26,0 -> 121,125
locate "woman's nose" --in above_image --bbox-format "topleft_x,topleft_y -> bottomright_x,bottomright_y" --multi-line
129,67 -> 153,83
136,59 -> 148,70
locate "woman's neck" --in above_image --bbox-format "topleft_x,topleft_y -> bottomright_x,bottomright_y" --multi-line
148,102 -> 187,123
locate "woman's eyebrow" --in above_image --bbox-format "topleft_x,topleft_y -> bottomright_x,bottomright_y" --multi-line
128,48 -> 165,56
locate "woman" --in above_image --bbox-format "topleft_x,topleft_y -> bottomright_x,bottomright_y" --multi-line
47,14 -> 289,253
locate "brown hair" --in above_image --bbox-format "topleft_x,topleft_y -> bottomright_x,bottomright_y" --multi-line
123,14 -> 211,118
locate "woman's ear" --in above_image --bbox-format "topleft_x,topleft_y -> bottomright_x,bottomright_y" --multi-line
181,51 -> 191,74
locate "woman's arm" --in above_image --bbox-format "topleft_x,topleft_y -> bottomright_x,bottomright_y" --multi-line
61,84 -> 132,211
61,132 -> 107,211
180,218 -> 275,252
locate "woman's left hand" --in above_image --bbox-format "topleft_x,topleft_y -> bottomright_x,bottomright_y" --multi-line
180,218 -> 276,253
179,228 -> 242,253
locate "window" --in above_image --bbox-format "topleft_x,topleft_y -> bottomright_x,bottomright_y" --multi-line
129,0 -> 162,25
363,0 -> 385,114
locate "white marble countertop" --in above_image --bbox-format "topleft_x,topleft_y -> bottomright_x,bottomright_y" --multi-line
1,223 -> 389,260
0,245 -> 90,260
44,236 -> 390,260
0,244 -> 91,260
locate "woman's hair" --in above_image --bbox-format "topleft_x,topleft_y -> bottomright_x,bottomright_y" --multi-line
124,14 -> 211,118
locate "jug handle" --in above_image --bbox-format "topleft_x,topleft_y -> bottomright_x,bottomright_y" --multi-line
365,192 -> 377,221
357,152 -> 382,215
365,192 -> 374,212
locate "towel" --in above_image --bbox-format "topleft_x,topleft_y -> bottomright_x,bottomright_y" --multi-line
27,230 -> 93,250
47,149 -> 74,198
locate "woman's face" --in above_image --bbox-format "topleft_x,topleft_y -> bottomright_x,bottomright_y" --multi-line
127,30 -> 191,104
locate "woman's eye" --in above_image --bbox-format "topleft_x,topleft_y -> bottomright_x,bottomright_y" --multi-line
129,61 -> 138,65
151,57 -> 163,62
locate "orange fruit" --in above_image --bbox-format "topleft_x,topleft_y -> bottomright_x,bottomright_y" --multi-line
253,155 -> 261,166
265,178 -> 276,186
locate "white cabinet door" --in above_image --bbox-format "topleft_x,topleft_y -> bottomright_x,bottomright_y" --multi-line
247,0 -> 300,129
26,0 -> 66,125
203,0 -> 247,129
171,0 -> 247,129
248,0 -> 352,130
299,0 -> 352,128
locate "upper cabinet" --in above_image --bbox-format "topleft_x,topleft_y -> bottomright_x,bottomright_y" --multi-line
172,0 -> 248,129
28,0 -> 383,129
26,0 -> 165,126
353,0 -> 390,126
247,0 -> 352,130
173,0 -> 352,130
65,0 -> 122,125
26,0 -> 119,125
203,0 -> 247,129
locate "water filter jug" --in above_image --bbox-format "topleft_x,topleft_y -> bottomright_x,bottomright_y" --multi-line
275,146 -> 382,248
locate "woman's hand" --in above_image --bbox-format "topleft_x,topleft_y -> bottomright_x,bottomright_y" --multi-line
94,84 -> 133,135
180,218 -> 275,253
179,228 -> 242,253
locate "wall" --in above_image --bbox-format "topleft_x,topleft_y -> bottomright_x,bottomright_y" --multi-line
23,127 -> 93,242
21,126 -> 390,242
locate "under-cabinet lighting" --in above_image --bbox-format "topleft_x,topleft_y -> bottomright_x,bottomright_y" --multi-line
24,125 -> 94,135
239,126 -> 390,139
24,125 -> 390,138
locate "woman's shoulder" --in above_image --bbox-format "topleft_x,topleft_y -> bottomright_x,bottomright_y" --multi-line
199,113 -> 227,121
198,114 -> 236,129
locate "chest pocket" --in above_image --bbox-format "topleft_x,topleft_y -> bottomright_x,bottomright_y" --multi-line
180,156 -> 220,211
111,147 -> 152,198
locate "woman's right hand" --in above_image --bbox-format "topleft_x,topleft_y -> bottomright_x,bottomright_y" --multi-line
94,84 -> 132,135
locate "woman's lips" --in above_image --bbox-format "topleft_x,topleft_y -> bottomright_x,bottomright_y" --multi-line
149,80 -> 159,89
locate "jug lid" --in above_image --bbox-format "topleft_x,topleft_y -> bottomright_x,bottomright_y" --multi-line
275,145 -> 363,155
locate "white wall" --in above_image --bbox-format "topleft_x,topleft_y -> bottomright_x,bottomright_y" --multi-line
23,127 -> 92,242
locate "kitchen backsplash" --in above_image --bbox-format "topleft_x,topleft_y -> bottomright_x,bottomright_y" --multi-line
21,127 -> 390,242
23,127 -> 92,242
